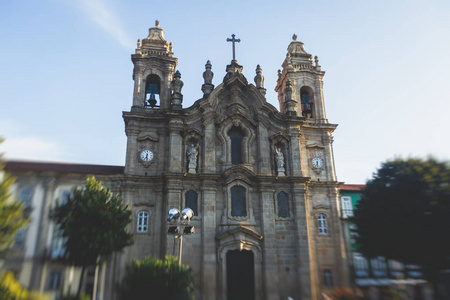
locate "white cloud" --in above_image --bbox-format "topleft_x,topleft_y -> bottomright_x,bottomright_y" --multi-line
1,136 -> 67,162
78,0 -> 135,50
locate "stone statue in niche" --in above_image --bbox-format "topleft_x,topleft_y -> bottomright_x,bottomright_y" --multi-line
187,144 -> 198,173
275,147 -> 285,176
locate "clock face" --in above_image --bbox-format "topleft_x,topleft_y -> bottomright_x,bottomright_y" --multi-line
140,149 -> 153,162
312,157 -> 323,169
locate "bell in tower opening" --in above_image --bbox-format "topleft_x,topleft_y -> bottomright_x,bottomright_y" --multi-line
145,74 -> 161,108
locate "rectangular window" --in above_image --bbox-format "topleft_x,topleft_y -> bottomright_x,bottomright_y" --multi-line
318,214 -> 328,234
51,226 -> 66,259
341,196 -> 353,218
231,186 -> 247,217
18,187 -> 33,208
323,270 -> 333,287
47,271 -> 61,290
13,228 -> 26,249
371,256 -> 387,277
354,253 -> 369,277
60,190 -> 71,206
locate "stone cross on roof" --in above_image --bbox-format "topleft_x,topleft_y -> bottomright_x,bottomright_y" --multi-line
226,34 -> 240,61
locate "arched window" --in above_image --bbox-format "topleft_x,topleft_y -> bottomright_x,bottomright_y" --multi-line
277,192 -> 289,218
317,214 -> 328,234
300,87 -> 313,118
231,186 -> 246,217
145,75 -> 161,108
185,190 -> 198,216
228,126 -> 244,165
137,211 -> 149,233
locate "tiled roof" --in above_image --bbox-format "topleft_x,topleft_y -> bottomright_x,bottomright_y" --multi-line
4,160 -> 124,175
340,184 -> 365,191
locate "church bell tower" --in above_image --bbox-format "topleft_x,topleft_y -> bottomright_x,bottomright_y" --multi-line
131,20 -> 178,110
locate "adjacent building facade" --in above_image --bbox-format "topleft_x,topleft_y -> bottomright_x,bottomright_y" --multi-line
2,22 -> 350,300
339,184 -> 432,300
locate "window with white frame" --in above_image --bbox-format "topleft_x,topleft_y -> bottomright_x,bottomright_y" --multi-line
18,186 -> 33,208
13,228 -> 26,249
60,190 -> 71,206
51,225 -> 66,259
371,256 -> 387,277
353,253 -> 369,277
137,211 -> 149,233
388,260 -> 404,278
341,196 -> 353,218
46,271 -> 61,290
317,214 -> 328,234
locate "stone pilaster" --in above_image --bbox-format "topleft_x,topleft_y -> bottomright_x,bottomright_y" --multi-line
201,182 -> 217,300
259,185 -> 279,300
203,118 -> 216,174
289,126 -> 303,176
168,118 -> 183,173
292,184 -> 313,300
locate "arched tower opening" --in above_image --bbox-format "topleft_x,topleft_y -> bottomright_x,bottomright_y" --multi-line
145,74 -> 161,108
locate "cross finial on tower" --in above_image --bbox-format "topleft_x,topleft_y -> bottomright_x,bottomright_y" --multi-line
226,34 -> 241,62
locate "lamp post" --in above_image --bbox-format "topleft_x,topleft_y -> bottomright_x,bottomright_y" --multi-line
167,207 -> 195,264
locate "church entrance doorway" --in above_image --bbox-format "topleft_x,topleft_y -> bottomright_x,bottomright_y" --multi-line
226,249 -> 255,300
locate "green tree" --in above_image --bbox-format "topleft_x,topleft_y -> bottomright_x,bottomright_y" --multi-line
50,177 -> 133,299
0,139 -> 28,255
117,256 -> 195,300
353,157 -> 450,299
0,271 -> 48,300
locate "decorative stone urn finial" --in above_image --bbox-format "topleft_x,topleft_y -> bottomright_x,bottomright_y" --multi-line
254,65 -> 266,96
202,60 -> 214,97
171,70 -> 183,110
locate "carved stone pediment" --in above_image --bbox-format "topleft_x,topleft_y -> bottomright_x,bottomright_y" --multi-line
223,166 -> 256,184
137,134 -> 159,142
313,204 -> 330,211
216,226 -> 263,242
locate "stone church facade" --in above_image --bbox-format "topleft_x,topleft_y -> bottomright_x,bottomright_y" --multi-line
3,22 -> 350,300
118,22 -> 349,300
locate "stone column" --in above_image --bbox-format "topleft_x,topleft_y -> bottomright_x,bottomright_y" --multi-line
124,122 -> 139,175
161,65 -> 174,109
314,79 -> 327,123
201,182 -> 217,300
292,183 -> 313,300
132,66 -> 145,107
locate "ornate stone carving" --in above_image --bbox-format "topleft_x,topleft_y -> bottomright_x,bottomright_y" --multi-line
275,147 -> 285,176
284,79 -> 297,116
171,70 -> 183,110
202,60 -> 214,97
186,144 -> 198,173
254,65 -> 266,96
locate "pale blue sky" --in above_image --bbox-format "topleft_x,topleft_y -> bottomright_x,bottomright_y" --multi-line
1,0 -> 449,184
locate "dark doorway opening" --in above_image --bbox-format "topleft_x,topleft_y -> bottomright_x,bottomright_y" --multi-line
226,249 -> 255,300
